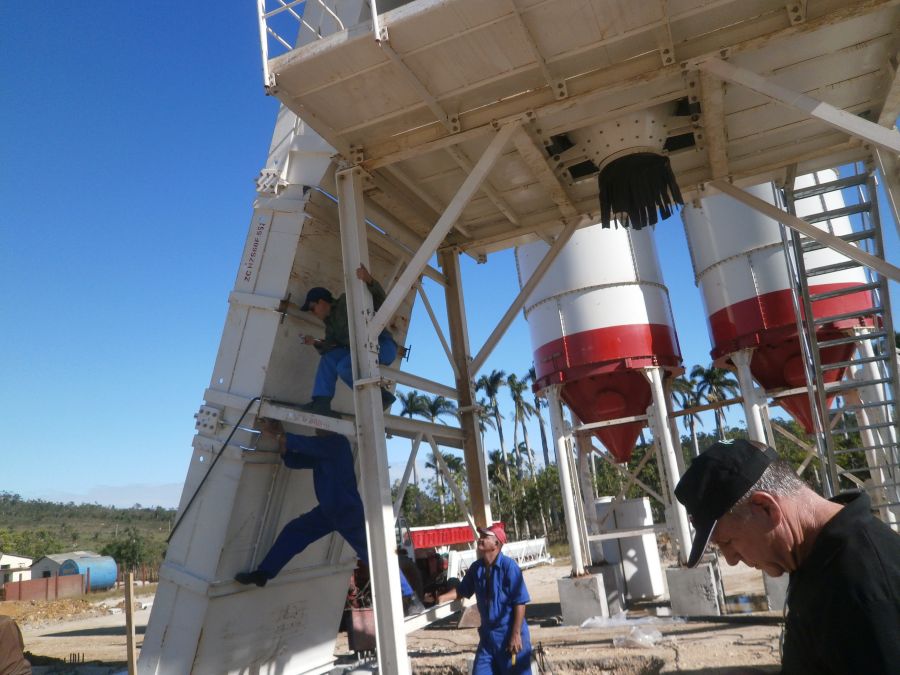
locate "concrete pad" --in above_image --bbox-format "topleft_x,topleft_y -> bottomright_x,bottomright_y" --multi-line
557,575 -> 609,626
666,564 -> 723,616
588,563 -> 626,615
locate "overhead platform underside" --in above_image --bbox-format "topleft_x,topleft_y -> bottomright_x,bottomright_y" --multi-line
266,0 -> 900,256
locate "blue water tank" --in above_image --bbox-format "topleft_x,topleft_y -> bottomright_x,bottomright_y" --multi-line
58,555 -> 117,591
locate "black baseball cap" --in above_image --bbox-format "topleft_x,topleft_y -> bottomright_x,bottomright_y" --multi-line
300,287 -> 334,311
675,439 -> 779,567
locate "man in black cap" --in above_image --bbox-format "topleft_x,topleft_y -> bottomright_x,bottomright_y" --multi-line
299,264 -> 397,415
675,438 -> 900,674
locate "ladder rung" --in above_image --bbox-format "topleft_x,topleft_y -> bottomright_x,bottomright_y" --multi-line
834,442 -> 896,455
813,306 -> 882,325
791,174 -> 868,200
841,464 -> 900,473
840,401 -> 897,413
834,421 -> 898,434
819,354 -> 890,371
804,260 -> 862,277
801,229 -> 874,252
803,202 -> 872,224
818,330 -> 888,348
824,377 -> 892,393
809,281 -> 881,302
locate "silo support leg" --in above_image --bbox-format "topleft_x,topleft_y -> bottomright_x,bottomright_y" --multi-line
546,386 -> 587,576
643,367 -> 692,567
731,349 -> 769,445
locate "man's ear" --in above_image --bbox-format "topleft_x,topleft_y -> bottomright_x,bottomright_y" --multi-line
748,491 -> 783,529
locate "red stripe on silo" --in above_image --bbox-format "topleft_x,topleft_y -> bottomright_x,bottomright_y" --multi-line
707,284 -> 874,355
533,323 -> 681,382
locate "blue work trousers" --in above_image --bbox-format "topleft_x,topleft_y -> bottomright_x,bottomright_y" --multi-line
312,331 -> 397,399
257,505 -> 414,597
472,624 -> 532,675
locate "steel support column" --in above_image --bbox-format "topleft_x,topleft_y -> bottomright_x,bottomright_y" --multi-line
643,367 -> 692,566
731,349 -> 769,444
545,386 -> 587,576
439,249 -> 492,528
336,166 -> 409,675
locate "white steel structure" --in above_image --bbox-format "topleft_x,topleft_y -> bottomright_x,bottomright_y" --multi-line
142,1 -> 900,673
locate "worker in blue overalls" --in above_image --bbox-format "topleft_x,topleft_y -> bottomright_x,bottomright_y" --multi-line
428,523 -> 531,674
234,419 -> 423,614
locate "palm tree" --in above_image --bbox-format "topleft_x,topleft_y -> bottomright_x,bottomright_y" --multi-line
527,366 -> 552,468
421,395 -> 458,425
476,370 -> 510,484
424,451 -> 447,519
477,369 -> 519,538
507,373 -> 537,478
671,375 -> 704,457
475,396 -> 496,448
690,364 -> 739,440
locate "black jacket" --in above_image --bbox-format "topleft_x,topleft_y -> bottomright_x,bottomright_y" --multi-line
782,491 -> 900,674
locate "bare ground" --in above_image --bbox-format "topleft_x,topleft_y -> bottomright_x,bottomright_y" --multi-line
6,560 -> 781,674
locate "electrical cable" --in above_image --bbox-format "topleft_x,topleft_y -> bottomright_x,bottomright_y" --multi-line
166,396 -> 261,543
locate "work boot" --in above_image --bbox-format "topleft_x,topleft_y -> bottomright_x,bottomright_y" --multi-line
234,570 -> 270,587
299,396 -> 334,416
380,388 -> 396,411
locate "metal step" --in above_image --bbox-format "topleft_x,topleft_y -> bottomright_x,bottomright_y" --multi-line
834,442 -> 897,455
804,202 -> 872,225
801,229 -> 875,252
809,281 -> 881,302
818,330 -> 888,348
804,260 -> 862,277
824,377 -> 892,393
791,174 -> 868,200
839,464 -> 900,474
819,354 -> 890,371
812,306 -> 882,326
839,400 -> 898,413
832,420 -> 898,434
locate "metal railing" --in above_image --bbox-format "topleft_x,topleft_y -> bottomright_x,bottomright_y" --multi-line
257,0 -> 388,88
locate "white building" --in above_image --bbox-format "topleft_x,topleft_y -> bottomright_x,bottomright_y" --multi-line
28,550 -> 99,580
0,553 -> 33,584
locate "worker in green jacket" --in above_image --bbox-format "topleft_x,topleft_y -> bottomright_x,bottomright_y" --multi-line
300,264 -> 397,415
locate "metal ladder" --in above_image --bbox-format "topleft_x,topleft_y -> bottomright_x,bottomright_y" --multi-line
779,163 -> 900,527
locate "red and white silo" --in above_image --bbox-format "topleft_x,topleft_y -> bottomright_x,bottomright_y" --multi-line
516,224 -> 682,462
682,171 -> 875,431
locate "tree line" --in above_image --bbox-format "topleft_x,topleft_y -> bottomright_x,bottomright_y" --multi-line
0,493 -> 173,569
392,362 -> 870,543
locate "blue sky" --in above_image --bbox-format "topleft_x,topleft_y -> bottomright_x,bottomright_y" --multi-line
2,3 -> 897,508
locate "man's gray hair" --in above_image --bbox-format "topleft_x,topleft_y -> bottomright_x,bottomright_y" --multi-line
731,441 -> 806,513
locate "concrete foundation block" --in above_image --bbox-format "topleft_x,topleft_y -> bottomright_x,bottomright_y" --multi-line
666,564 -> 722,616
589,563 -> 626,615
557,574 -> 609,626
764,572 -> 789,611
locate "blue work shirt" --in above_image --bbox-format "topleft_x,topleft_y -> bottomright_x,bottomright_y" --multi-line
283,433 -> 364,525
456,552 -> 530,632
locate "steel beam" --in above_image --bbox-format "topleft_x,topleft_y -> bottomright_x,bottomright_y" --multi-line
440,249 -> 492,528
336,165 -> 409,675
415,282 -> 460,380
371,121 -> 520,337
710,179 -> 900,281
471,216 -> 580,373
731,349 -> 769,444
643,367 -> 692,566
393,434 -> 423,519
545,386 -> 587,576
697,57 -> 900,155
